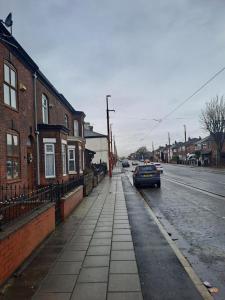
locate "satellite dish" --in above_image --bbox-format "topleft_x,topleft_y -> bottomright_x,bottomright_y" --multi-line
5,13 -> 13,27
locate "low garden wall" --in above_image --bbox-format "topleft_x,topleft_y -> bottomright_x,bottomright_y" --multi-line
60,185 -> 83,221
0,203 -> 55,285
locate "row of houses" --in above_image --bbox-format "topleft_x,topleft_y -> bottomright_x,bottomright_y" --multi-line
0,20 -> 113,286
0,22 -> 110,191
155,136 -> 225,166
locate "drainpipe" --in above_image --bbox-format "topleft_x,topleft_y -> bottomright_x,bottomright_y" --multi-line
33,72 -> 40,186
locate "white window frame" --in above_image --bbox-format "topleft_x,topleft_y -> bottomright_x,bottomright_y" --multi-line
42,94 -> 49,124
62,142 -> 67,176
68,145 -> 76,174
74,120 -> 79,137
3,63 -> 17,109
44,143 -> 56,178
79,146 -> 83,174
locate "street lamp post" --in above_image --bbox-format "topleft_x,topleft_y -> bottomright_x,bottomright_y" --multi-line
106,95 -> 115,177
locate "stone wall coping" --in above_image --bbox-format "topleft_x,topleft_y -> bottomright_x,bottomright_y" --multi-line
61,185 -> 83,202
0,203 -> 55,241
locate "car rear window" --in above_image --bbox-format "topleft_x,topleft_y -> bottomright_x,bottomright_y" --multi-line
139,165 -> 156,171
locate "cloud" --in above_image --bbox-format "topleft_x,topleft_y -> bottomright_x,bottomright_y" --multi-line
1,0 -> 225,155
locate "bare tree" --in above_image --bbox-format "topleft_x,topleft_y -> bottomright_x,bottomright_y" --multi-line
200,95 -> 225,166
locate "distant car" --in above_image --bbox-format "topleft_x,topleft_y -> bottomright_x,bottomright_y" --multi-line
154,162 -> 163,173
122,159 -> 130,167
132,161 -> 139,165
133,164 -> 161,188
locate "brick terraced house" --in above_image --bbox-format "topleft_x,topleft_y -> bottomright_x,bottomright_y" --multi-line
0,23 -> 85,189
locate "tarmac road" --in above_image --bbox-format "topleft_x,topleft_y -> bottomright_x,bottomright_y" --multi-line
125,163 -> 225,300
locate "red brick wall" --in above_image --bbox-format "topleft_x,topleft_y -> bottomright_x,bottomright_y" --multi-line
0,204 -> 55,285
0,43 -> 35,186
60,186 -> 83,221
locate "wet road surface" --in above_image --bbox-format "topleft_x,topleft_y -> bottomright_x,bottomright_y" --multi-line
125,163 -> 225,300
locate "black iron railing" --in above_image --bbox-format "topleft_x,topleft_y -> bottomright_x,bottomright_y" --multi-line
0,177 -> 84,229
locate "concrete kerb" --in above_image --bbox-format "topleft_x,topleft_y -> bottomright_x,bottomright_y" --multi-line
139,190 -> 213,300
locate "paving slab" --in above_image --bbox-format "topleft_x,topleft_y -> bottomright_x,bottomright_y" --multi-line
50,261 -> 82,274
108,274 -> 141,292
78,267 -> 108,283
58,251 -> 86,262
87,245 -> 111,255
113,229 -> 131,235
107,292 -> 143,300
112,241 -> 134,250
71,283 -> 107,300
90,238 -> 111,246
83,256 -> 110,267
40,274 -> 77,293
95,226 -> 112,232
110,261 -> 138,274
112,235 -> 132,242
111,250 -> 136,261
93,231 -> 112,239
33,293 -> 71,300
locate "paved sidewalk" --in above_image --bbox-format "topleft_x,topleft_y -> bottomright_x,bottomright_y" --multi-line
33,172 -> 143,300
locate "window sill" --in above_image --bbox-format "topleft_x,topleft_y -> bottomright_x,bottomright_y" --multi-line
6,178 -> 21,184
45,176 -> 56,179
4,103 -> 18,112
69,171 -> 77,175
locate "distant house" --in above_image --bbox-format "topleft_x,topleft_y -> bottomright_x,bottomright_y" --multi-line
196,135 -> 225,166
84,123 -> 108,168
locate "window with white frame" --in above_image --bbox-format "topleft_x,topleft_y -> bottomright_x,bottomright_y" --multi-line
79,146 -> 83,173
45,143 -> 55,178
74,120 -> 79,136
3,63 -> 17,109
6,132 -> 20,179
42,94 -> 49,124
68,146 -> 76,174
62,143 -> 67,175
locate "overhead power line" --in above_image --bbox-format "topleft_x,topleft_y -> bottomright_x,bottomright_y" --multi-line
150,65 -> 225,131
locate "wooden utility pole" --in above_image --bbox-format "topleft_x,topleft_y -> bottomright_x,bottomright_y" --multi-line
110,124 -> 113,168
152,141 -> 154,161
168,132 -> 171,162
184,124 -> 187,160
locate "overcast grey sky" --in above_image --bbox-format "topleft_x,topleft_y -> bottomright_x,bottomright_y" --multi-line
1,0 -> 225,155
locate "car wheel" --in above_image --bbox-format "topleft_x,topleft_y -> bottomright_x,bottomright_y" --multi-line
157,181 -> 161,188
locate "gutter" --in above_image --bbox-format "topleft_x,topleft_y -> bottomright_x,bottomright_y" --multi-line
33,72 -> 40,185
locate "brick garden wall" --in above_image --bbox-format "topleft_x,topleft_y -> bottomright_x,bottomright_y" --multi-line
0,204 -> 55,285
60,186 -> 83,221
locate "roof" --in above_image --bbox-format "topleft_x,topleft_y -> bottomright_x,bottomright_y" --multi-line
84,129 -> 107,138
85,148 -> 96,154
0,23 -> 85,117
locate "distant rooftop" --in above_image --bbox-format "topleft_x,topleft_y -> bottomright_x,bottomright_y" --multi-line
84,123 -> 107,138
